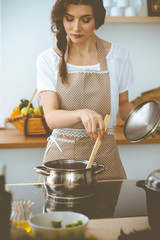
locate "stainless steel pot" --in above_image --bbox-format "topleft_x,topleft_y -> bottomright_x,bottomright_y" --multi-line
35,159 -> 105,200
136,170 -> 160,234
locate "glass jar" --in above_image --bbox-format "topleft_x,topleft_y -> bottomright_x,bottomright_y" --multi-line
10,200 -> 34,233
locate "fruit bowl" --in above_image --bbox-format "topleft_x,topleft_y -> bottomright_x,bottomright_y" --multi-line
5,89 -> 51,137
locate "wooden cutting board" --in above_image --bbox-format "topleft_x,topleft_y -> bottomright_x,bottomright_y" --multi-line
86,216 -> 150,240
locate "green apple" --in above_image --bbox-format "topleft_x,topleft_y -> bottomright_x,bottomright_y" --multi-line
33,106 -> 44,114
21,107 -> 34,115
33,107 -> 39,114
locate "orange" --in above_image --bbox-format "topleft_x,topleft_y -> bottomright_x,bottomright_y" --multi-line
10,106 -> 21,117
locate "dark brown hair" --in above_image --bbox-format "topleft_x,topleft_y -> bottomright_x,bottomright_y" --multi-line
51,0 -> 106,83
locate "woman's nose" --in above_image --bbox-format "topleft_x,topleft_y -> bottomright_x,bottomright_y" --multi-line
73,20 -> 81,32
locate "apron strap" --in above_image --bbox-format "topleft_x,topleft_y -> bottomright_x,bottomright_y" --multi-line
64,36 -> 108,72
96,36 -> 108,71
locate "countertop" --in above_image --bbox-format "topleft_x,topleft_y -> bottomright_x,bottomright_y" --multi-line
86,216 -> 150,240
10,216 -> 150,240
7,180 -> 147,219
8,180 -> 151,240
1,127 -> 160,149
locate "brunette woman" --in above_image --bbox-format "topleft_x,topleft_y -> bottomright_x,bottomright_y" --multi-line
37,0 -> 134,180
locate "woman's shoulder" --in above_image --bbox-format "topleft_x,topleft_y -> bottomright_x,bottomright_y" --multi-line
37,47 -> 60,64
105,41 -> 129,58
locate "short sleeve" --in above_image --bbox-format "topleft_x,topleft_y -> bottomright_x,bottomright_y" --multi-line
36,51 -> 57,94
118,49 -> 134,94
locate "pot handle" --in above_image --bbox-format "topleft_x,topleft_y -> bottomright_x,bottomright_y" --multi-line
34,166 -> 50,176
136,179 -> 146,189
94,165 -> 106,175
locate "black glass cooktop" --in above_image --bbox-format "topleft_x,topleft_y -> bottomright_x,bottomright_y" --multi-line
8,179 -> 147,219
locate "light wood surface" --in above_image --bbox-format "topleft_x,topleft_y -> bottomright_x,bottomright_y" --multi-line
86,216 -> 150,240
105,16 -> 160,23
0,127 -> 160,149
10,216 -> 149,240
0,128 -> 47,149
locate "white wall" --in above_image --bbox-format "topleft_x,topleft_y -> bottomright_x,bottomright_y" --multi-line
1,144 -> 160,184
0,0 -> 160,184
1,0 -> 56,120
118,144 -> 160,179
1,0 -> 160,121
0,148 -> 45,183
96,23 -> 160,100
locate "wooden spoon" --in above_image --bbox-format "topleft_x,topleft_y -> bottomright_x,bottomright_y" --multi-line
86,115 -> 111,169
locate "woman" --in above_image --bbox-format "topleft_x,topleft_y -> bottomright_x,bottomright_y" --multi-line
37,0 -> 134,180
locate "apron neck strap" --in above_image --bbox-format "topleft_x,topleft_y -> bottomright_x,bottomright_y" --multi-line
96,36 -> 108,71
64,35 -> 108,71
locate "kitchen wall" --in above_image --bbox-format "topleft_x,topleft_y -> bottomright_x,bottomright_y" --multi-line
1,0 -> 160,122
1,0 -> 56,123
1,145 -> 160,184
0,0 -> 160,183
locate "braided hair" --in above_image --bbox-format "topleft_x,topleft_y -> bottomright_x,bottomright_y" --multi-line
51,0 -> 106,83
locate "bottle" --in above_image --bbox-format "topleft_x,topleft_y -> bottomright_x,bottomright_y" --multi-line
0,165 -> 12,240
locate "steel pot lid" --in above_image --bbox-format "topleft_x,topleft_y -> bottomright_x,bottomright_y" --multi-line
146,170 -> 160,191
123,100 -> 160,143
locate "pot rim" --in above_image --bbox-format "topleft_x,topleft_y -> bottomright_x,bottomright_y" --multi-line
43,159 -> 100,173
136,179 -> 160,192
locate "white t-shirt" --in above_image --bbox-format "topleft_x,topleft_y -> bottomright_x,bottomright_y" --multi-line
37,42 -> 134,127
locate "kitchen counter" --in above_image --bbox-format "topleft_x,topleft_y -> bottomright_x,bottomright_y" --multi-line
8,179 -> 151,240
1,126 -> 160,149
10,216 -> 150,240
7,179 -> 147,219
86,216 -> 150,240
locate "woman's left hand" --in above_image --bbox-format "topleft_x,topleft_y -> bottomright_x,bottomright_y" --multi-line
151,131 -> 156,138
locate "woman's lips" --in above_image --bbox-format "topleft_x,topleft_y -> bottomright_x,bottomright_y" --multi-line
72,34 -> 83,38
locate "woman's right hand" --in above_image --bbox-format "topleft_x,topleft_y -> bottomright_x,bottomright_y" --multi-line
78,109 -> 105,142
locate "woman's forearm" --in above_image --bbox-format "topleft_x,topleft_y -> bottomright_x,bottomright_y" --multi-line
45,107 -> 106,141
118,102 -> 134,122
41,91 -> 105,141
45,109 -> 81,130
41,91 -> 82,129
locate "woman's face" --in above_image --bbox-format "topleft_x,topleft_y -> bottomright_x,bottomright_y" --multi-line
63,4 -> 96,44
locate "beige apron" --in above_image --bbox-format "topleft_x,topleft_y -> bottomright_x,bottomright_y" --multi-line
43,36 -> 126,180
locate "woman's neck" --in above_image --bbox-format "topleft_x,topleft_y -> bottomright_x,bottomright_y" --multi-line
68,34 -> 99,65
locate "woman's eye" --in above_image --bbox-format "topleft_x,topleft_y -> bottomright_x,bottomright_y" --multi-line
82,17 -> 91,23
66,16 -> 73,22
